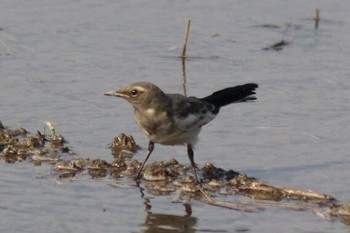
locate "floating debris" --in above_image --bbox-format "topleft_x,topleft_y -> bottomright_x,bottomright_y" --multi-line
263,40 -> 291,51
255,23 -> 302,30
255,24 -> 281,29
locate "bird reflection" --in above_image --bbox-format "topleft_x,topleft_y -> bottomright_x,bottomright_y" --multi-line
142,212 -> 197,233
138,187 -> 197,233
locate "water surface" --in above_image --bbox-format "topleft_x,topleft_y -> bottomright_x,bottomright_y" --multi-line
1,0 -> 350,232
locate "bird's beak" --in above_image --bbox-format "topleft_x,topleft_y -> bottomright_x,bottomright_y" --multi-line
104,90 -> 128,98
104,90 -> 118,97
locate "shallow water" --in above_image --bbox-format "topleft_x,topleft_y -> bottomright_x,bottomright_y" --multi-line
1,0 -> 350,232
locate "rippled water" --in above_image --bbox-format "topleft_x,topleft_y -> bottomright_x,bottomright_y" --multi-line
1,0 -> 350,232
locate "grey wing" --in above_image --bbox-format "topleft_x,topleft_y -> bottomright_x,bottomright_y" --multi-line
168,94 -> 217,130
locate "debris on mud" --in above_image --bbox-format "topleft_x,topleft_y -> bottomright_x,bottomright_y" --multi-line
1,121 -> 348,224
110,133 -> 139,157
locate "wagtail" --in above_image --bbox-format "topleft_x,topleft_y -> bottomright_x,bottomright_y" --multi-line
105,82 -> 258,183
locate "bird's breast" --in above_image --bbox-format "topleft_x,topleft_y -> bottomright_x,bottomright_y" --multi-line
134,109 -> 200,145
135,109 -> 171,136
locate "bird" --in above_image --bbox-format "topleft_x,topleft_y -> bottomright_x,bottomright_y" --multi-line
104,81 -> 258,183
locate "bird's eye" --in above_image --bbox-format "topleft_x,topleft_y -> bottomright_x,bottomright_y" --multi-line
130,89 -> 138,96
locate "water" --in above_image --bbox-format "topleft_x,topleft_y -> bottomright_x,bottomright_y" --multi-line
1,0 -> 350,232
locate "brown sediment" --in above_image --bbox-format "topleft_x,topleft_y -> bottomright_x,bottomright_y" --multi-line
1,121 -> 347,224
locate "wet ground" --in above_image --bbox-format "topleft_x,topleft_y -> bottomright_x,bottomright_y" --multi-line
1,0 -> 350,232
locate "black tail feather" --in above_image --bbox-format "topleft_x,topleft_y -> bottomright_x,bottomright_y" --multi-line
201,83 -> 258,108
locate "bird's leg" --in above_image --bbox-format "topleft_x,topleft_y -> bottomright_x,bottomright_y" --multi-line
135,141 -> 154,180
187,144 -> 200,184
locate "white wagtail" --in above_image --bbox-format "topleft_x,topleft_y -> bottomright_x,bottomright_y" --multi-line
105,82 -> 258,183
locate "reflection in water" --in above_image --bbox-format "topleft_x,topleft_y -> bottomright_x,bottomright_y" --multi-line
182,59 -> 187,97
138,187 -> 197,233
142,212 -> 197,233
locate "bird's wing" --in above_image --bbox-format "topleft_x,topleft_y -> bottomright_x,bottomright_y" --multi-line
168,94 -> 217,130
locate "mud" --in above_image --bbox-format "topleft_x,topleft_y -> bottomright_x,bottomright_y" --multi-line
1,121 -> 349,224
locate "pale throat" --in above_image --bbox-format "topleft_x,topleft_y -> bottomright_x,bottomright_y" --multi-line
145,108 -> 156,116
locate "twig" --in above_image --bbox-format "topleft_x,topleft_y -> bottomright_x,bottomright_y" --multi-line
314,8 -> 320,29
198,189 -> 331,220
181,19 -> 191,59
198,186 -> 260,212
275,185 -> 334,201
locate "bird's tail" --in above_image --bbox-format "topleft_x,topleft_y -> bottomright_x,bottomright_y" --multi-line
200,83 -> 258,108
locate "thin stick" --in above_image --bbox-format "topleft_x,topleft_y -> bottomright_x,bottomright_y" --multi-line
198,186 -> 260,212
198,189 -> 331,219
314,8 -> 320,29
275,185 -> 334,200
181,19 -> 191,59
182,59 -> 187,97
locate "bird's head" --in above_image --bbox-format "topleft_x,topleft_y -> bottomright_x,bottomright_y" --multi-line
104,82 -> 168,110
